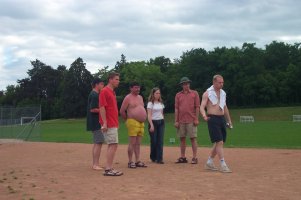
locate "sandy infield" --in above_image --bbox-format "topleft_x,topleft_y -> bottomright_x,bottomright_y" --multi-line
0,142 -> 300,200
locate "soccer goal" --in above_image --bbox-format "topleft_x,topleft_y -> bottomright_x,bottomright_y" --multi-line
292,115 -> 301,122
21,117 -> 36,125
0,106 -> 41,141
240,116 -> 255,123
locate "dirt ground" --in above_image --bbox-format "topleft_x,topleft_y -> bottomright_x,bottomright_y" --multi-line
0,141 -> 300,200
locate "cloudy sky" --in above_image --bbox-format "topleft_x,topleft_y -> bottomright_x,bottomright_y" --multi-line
1,0 -> 301,90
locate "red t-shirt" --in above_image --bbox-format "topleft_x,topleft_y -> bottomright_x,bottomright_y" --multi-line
99,86 -> 119,128
175,90 -> 200,123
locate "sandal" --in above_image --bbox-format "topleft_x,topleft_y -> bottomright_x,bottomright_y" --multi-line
175,157 -> 188,163
103,168 -> 123,176
135,161 -> 147,168
191,157 -> 198,164
128,161 -> 137,169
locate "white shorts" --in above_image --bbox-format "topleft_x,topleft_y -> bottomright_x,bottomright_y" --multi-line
104,128 -> 119,144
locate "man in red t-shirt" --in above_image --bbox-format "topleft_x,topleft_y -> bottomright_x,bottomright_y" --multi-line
99,72 -> 123,176
174,77 -> 200,164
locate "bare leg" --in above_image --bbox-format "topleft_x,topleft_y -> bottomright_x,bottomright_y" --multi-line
134,136 -> 142,162
128,136 -> 136,162
215,141 -> 224,160
210,143 -> 217,159
180,137 -> 186,158
92,144 -> 102,167
106,143 -> 118,169
190,137 -> 198,158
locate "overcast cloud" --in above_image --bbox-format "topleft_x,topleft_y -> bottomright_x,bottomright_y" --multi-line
1,0 -> 301,90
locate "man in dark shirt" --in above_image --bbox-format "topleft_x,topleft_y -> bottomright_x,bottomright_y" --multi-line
87,78 -> 105,170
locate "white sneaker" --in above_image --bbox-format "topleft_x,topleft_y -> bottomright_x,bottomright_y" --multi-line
220,165 -> 232,173
205,162 -> 218,171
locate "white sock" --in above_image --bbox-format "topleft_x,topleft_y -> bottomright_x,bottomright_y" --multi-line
220,158 -> 227,166
207,156 -> 213,164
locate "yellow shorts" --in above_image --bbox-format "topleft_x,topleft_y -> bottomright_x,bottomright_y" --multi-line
126,118 -> 144,137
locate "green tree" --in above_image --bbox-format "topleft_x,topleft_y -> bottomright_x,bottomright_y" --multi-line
62,58 -> 93,118
0,85 -> 19,106
149,56 -> 171,73
119,61 -> 165,103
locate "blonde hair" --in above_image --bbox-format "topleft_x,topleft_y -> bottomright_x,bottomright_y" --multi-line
213,74 -> 223,82
148,87 -> 163,103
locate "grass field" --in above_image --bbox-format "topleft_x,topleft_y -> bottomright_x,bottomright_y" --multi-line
39,106 -> 301,149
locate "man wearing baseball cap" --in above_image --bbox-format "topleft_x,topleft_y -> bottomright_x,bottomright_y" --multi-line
174,77 -> 200,164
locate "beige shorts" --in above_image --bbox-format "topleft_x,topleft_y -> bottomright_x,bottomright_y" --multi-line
104,128 -> 119,144
177,123 -> 197,138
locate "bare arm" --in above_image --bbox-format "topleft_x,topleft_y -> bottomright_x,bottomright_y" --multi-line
194,107 -> 199,126
224,105 -> 233,126
194,92 -> 200,126
90,108 -> 99,113
99,106 -> 107,132
174,94 -> 179,128
174,108 -> 179,128
147,108 -> 154,132
119,96 -> 129,121
200,92 -> 209,121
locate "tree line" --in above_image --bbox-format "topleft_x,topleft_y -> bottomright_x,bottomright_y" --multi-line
0,41 -> 300,120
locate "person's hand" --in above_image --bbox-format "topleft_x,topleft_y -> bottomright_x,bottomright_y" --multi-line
202,115 -> 210,121
226,122 -> 233,129
149,125 -> 154,133
101,123 -> 108,133
174,122 -> 179,129
193,119 -> 199,126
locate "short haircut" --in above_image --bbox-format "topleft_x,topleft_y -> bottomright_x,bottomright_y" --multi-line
91,78 -> 104,88
213,74 -> 223,81
129,81 -> 140,88
108,72 -> 120,81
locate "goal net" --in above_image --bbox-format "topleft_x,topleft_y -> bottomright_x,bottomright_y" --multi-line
0,106 -> 41,141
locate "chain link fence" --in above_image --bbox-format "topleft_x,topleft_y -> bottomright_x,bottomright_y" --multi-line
0,106 -> 41,141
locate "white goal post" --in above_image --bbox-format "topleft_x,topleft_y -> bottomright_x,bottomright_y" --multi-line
240,116 -> 255,123
292,115 -> 301,122
20,117 -> 36,125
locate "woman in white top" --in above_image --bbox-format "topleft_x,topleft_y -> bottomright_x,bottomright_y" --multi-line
147,87 -> 165,164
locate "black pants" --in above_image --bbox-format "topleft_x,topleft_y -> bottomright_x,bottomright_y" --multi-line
149,119 -> 165,162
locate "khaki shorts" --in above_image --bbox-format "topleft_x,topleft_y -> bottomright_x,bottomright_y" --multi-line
126,119 -> 144,137
177,123 -> 197,138
104,128 -> 119,144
